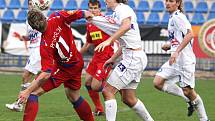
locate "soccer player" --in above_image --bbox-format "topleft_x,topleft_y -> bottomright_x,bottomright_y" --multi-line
5,0 -> 41,112
94,0 -> 154,121
17,9 -> 94,121
153,0 -> 209,120
80,0 -> 114,116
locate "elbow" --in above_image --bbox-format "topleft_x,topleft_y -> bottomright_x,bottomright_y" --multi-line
44,72 -> 51,80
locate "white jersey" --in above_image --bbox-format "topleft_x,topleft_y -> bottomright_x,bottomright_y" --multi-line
168,10 -> 196,66
113,3 -> 142,50
27,22 -> 41,48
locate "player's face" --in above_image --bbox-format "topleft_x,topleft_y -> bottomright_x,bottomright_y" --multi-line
89,3 -> 101,16
165,0 -> 180,13
105,0 -> 116,9
28,0 -> 33,10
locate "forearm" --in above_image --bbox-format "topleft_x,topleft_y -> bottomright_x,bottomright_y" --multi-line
20,36 -> 29,41
25,72 -> 51,94
80,43 -> 91,54
110,47 -> 122,61
109,18 -> 131,43
176,30 -> 193,53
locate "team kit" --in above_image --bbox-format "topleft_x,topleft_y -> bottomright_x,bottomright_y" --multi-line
5,0 -> 210,121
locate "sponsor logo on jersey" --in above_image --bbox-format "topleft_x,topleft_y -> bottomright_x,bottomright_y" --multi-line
90,31 -> 103,40
198,19 -> 215,57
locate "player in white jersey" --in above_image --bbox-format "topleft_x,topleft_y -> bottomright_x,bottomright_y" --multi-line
94,0 -> 154,121
5,0 -> 42,112
153,0 -> 209,121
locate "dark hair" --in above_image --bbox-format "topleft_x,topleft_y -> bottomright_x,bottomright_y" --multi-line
27,9 -> 47,33
116,0 -> 128,4
88,0 -> 101,8
176,0 -> 184,13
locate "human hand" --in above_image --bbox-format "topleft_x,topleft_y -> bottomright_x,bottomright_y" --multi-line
13,32 -> 21,39
103,58 -> 114,69
84,10 -> 93,20
17,90 -> 30,104
162,42 -> 171,51
169,51 -> 179,65
95,38 -> 112,52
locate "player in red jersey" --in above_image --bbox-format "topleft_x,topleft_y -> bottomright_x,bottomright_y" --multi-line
18,9 -> 94,121
80,0 -> 114,116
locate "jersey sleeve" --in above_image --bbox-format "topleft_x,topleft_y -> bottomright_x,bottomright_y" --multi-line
117,5 -> 132,23
58,10 -> 84,24
173,14 -> 192,35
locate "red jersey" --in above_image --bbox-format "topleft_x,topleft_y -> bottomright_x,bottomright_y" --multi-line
86,22 -> 114,62
40,10 -> 84,73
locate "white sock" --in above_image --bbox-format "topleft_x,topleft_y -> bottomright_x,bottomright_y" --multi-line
192,95 -> 208,121
105,99 -> 117,121
132,99 -> 154,121
162,82 -> 190,102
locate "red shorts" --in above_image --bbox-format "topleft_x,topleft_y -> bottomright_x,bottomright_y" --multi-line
86,59 -> 111,81
42,56 -> 84,92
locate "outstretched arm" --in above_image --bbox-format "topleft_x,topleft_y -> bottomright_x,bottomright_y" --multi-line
95,17 -> 131,52
18,71 -> 51,104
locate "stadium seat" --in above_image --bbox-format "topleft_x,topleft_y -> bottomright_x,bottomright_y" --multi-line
0,0 -> 6,9
16,10 -> 27,22
105,9 -> 113,15
99,0 -> 106,11
146,12 -> 160,25
210,3 -> 215,13
128,0 -> 136,9
184,1 -> 194,13
64,0 -> 78,10
161,12 -> 169,25
136,0 -> 150,12
151,0 -> 164,12
1,10 -> 15,23
207,12 -> 215,20
8,0 -> 21,9
47,10 -> 55,17
136,12 -> 145,24
50,0 -> 64,10
22,0 -> 28,9
195,1 -> 208,13
191,13 -> 205,25
80,0 -> 88,10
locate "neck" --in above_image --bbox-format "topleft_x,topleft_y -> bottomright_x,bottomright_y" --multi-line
111,3 -> 119,10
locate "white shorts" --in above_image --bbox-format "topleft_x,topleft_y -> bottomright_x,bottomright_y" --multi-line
156,61 -> 195,88
25,47 -> 41,75
107,50 -> 147,90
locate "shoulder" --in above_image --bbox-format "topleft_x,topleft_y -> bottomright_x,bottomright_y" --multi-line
172,11 -> 188,22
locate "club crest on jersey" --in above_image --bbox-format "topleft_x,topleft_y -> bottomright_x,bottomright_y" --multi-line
198,19 -> 215,57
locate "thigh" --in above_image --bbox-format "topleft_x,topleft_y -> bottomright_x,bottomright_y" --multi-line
156,61 -> 178,80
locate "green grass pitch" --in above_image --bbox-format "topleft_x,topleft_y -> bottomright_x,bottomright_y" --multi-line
0,74 -> 214,121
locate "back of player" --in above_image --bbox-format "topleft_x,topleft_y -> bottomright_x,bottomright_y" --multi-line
80,0 -> 114,116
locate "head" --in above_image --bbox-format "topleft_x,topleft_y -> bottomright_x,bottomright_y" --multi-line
105,0 -> 127,9
88,0 -> 101,16
28,0 -> 33,10
165,0 -> 183,13
27,9 -> 47,33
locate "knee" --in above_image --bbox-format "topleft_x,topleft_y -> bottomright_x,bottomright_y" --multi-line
182,87 -> 191,97
153,79 -> 163,90
122,97 -> 137,107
